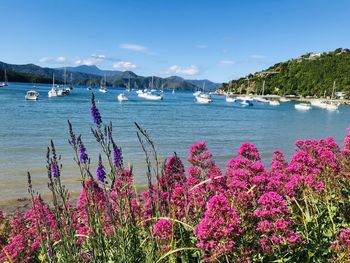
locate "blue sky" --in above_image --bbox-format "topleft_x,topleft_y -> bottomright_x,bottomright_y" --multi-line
1,0 -> 350,82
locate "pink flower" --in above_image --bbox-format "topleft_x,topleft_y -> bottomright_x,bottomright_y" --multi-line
153,219 -> 173,242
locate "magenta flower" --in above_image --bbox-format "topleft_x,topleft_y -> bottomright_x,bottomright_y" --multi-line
153,219 -> 173,242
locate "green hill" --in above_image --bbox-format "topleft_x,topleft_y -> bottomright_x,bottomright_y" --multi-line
220,48 -> 350,97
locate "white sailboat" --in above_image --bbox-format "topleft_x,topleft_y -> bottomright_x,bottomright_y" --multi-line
0,69 -> 8,87
253,80 -> 269,103
225,86 -> 236,103
326,81 -> 339,111
195,82 -> 212,104
99,73 -> 108,93
48,74 -> 58,97
269,100 -> 280,106
144,76 -> 163,101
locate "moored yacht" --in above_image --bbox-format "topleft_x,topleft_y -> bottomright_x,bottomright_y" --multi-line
226,96 -> 236,103
25,90 -> 39,100
0,69 -> 8,87
117,93 -> 129,102
195,93 -> 212,104
269,100 -> 280,106
295,103 -> 311,110
48,74 -> 57,97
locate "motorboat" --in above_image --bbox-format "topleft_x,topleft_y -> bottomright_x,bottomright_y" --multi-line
195,93 -> 212,104
226,96 -> 236,103
295,103 -> 311,110
241,100 -> 253,106
269,100 -> 280,106
99,87 -> 108,93
25,90 -> 39,100
117,93 -> 129,102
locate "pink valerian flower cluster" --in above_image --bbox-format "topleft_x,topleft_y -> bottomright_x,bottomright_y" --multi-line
254,192 -> 301,253
331,228 -> 350,258
0,198 -> 59,262
187,141 -> 215,171
194,194 -> 242,261
153,219 -> 173,242
238,142 -> 261,162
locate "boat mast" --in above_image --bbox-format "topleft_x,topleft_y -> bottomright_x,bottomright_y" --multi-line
331,80 -> 336,100
64,68 -> 67,87
4,69 -> 7,84
52,73 -> 55,87
262,80 -> 265,96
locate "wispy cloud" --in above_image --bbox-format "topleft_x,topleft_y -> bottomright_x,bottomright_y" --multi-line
119,43 -> 155,55
39,56 -> 67,64
250,54 -> 266,59
112,61 -> 137,70
220,59 -> 234,65
165,65 -> 200,76
195,44 -> 208,49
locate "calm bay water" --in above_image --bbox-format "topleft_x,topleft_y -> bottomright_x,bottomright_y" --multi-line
0,82 -> 349,205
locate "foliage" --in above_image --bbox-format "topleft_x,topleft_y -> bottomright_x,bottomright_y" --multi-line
1,94 -> 350,262
221,48 -> 350,97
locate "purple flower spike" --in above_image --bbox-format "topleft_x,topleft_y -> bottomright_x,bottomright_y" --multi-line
51,162 -> 60,178
96,154 -> 106,182
78,138 -> 89,164
113,143 -> 121,168
91,93 -> 102,125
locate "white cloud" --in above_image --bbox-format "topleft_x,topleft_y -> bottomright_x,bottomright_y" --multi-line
74,54 -> 108,66
195,44 -> 208,49
220,59 -> 234,65
119,43 -> 155,55
250,54 -> 266,59
39,56 -> 67,64
166,65 -> 200,76
112,61 -> 137,70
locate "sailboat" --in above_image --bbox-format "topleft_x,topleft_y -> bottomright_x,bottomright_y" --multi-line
195,82 -> 212,104
117,78 -> 130,101
48,74 -> 58,97
0,69 -> 8,87
99,73 -> 108,93
326,80 -> 339,111
144,76 -> 163,100
226,86 -> 235,103
172,88 -> 175,94
253,80 -> 269,103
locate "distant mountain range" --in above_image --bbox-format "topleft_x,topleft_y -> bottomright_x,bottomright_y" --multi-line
0,62 -> 221,91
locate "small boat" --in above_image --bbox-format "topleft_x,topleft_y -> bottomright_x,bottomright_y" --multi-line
280,97 -> 291,102
172,88 -> 175,94
99,87 -> 108,93
226,96 -> 236,103
25,90 -> 39,100
195,93 -> 212,104
269,100 -> 280,106
237,96 -> 254,101
48,74 -> 57,97
57,86 -> 64,96
144,91 -> 163,101
0,69 -> 8,87
99,73 -> 108,93
325,103 -> 339,111
310,100 -> 328,109
254,97 -> 269,103
295,103 -> 311,110
241,100 -> 253,106
117,93 -> 129,102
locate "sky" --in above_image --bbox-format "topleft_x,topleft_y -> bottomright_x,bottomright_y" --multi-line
1,0 -> 350,83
